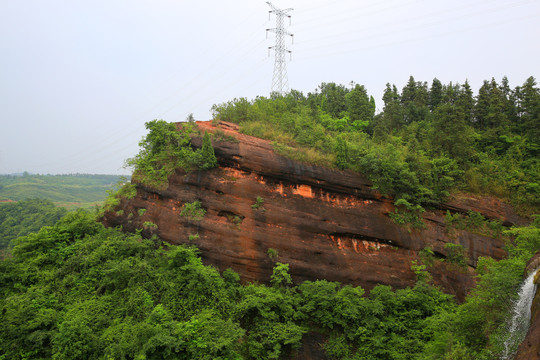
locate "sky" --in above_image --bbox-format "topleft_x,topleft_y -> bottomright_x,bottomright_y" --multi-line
1,0 -> 539,175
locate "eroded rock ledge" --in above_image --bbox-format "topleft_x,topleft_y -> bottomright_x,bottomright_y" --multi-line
103,121 -> 526,301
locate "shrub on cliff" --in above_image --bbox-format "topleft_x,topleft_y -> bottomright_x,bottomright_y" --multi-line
126,120 -> 218,190
200,131 -> 218,170
180,200 -> 206,223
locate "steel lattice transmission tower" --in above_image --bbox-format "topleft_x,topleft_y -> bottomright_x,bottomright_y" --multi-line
266,2 -> 293,95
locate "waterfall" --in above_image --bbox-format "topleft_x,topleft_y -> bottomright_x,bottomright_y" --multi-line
500,268 -> 538,360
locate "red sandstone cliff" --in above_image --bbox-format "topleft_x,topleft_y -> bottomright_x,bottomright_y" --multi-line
102,121 -> 526,301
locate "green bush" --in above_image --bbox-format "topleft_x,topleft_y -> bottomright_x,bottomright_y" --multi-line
389,198 -> 426,230
126,120 -> 218,190
143,221 -> 157,229
180,201 -> 206,223
251,196 -> 265,210
444,243 -> 468,267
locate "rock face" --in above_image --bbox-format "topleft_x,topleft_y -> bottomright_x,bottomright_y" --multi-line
515,251 -> 540,360
103,121 -> 525,300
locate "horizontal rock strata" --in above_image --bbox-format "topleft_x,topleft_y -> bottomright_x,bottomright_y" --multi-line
103,121 -> 525,301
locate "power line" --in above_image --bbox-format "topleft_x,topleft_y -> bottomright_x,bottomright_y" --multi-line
294,11 -> 540,62
295,0 -> 536,55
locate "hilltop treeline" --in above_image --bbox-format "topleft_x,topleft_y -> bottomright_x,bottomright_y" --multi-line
212,76 -> 539,213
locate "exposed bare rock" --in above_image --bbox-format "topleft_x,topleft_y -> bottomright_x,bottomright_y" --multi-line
102,121 -> 527,301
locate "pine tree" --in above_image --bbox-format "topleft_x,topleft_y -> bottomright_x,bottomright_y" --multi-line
382,83 -> 400,108
345,84 -> 374,126
473,80 -> 491,129
318,82 -> 348,118
431,103 -> 473,161
486,78 -> 509,130
376,83 -> 403,135
401,76 -> 429,123
457,80 -> 474,124
518,76 -> 540,139
429,78 -> 443,111
441,82 -> 460,105
401,76 -> 417,105
200,132 -> 218,170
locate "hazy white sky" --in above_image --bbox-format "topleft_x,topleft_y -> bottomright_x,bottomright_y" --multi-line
1,0 -> 539,175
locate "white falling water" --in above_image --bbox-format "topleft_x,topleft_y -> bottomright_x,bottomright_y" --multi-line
500,268 -> 538,360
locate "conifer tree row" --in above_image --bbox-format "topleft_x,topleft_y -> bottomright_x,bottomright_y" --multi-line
212,76 -> 540,213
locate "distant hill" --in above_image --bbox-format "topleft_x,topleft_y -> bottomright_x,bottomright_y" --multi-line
0,198 -> 67,250
0,174 -> 127,209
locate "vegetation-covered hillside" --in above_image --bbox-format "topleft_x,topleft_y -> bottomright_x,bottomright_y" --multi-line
212,76 -> 539,214
1,210 -> 538,359
0,174 -> 127,209
0,198 -> 67,251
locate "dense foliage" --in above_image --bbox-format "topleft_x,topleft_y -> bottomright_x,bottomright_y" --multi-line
1,77 -> 538,359
0,211 -> 538,359
420,216 -> 540,359
126,120 -> 218,190
212,77 -> 540,213
0,174 -> 125,209
0,198 -> 67,250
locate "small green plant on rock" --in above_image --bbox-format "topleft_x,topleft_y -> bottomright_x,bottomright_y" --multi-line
389,198 -> 426,230
224,213 -> 243,229
232,215 -> 243,228
102,191 -> 120,213
180,200 -> 206,223
143,221 -> 158,229
466,210 -> 485,228
267,248 -> 279,261
99,181 -> 136,217
411,260 -> 432,283
445,210 -> 506,239
444,243 -> 468,268
251,196 -> 265,210
117,181 -> 137,200
445,210 -> 466,230
214,128 -> 239,143
419,246 -> 436,266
